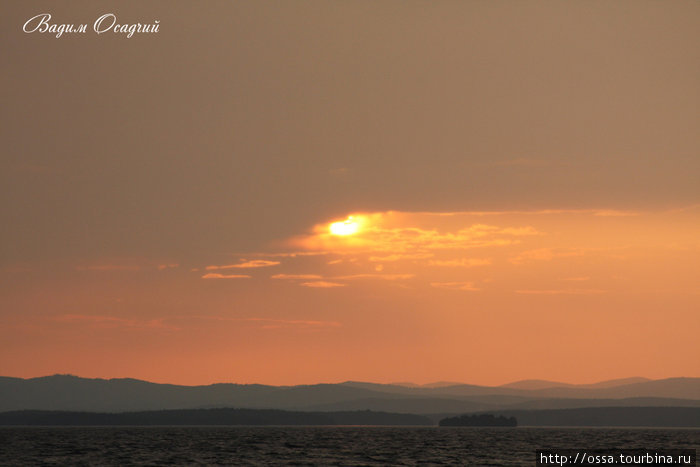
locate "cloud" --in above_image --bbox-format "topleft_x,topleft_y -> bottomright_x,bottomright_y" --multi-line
369,253 -> 434,262
227,209 -> 694,296
514,289 -> 605,295
271,274 -> 323,280
300,281 -> 346,288
245,318 -> 341,329
205,260 -> 280,270
55,314 -> 176,330
335,274 -> 415,281
75,264 -> 141,272
173,315 -> 341,330
76,259 -> 185,272
593,210 -> 640,217
291,212 -> 540,254
246,251 -> 330,258
430,282 -> 480,291
201,273 -> 251,279
510,248 -> 585,264
498,227 -> 540,236
428,258 -> 491,267
407,209 -> 640,217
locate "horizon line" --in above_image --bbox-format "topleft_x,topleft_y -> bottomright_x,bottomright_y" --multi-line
3,373 -> 698,388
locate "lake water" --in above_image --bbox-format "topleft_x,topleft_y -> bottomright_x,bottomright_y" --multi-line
1,426 -> 698,465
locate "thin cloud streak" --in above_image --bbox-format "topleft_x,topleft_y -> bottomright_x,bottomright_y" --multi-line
300,281 -> 346,288
428,258 -> 491,267
335,273 -> 415,281
369,253 -> 434,262
430,282 -> 480,291
75,264 -> 141,272
515,289 -> 606,295
510,248 -> 585,264
201,273 -> 251,279
271,274 -> 323,280
55,314 -> 177,330
185,315 -> 341,329
405,209 -> 642,217
205,260 -> 280,270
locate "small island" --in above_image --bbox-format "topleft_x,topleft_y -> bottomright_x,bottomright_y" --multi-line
439,414 -> 517,427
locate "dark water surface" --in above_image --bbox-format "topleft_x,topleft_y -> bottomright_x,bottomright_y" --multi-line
1,426 -> 698,466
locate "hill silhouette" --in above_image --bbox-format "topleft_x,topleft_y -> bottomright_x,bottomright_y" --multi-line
1,407 -> 697,427
1,375 -> 698,414
499,377 -> 651,390
439,414 -> 517,427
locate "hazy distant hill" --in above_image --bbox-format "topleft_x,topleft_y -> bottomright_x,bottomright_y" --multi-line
302,397 -> 491,414
389,381 -> 468,388
303,396 -> 700,415
421,381 -> 467,388
524,378 -> 700,400
499,377 -> 651,390
341,378 -> 700,400
0,376 -> 400,413
499,379 -> 573,390
1,375 -> 698,414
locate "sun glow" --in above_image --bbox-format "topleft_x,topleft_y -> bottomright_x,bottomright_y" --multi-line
329,216 -> 360,236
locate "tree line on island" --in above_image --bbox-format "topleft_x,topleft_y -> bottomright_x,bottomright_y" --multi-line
0,409 -> 515,427
2,408 -> 699,427
439,414 -> 517,427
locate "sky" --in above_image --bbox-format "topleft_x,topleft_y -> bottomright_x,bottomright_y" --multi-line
1,1 -> 698,386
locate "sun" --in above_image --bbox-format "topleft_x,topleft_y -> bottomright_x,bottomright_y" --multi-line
329,216 -> 360,236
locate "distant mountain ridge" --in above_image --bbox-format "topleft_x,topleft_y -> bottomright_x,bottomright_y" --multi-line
0,375 -> 697,414
339,378 -> 700,400
382,377 -> 653,390
500,377 -> 652,390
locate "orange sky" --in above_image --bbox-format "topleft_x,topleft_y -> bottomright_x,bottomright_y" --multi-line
1,207 -> 698,385
1,1 -> 699,385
